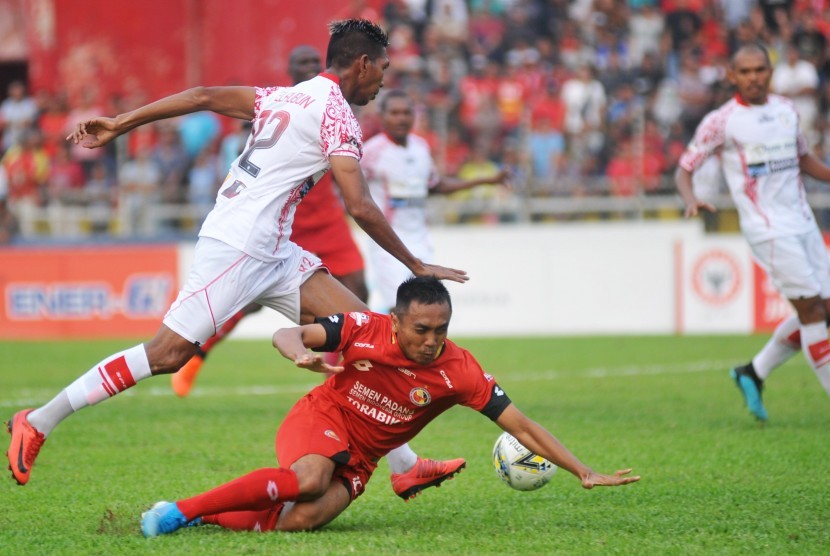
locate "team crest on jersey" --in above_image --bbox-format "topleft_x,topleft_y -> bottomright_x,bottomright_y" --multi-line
349,312 -> 370,326
409,387 -> 431,406
324,430 -> 341,442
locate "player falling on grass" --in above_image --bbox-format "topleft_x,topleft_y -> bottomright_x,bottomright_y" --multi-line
5,19 -> 469,495
140,276 -> 640,537
675,43 -> 830,421
169,44 -> 463,499
361,89 -> 509,313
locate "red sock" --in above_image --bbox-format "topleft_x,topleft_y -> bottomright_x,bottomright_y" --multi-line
202,505 -> 283,531
176,468 -> 299,521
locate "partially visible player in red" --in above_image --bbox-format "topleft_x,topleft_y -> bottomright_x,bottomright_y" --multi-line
170,45 -> 462,501
171,45 -> 368,398
141,276 -> 640,537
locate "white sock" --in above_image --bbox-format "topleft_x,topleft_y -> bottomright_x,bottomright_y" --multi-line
27,345 -> 152,436
386,443 -> 419,474
753,315 -> 801,380
799,322 -> 830,397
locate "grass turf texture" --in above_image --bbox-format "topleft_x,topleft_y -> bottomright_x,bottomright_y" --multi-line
1,335 -> 829,555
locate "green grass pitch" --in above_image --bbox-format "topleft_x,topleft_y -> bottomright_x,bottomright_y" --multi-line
1,335 -> 829,555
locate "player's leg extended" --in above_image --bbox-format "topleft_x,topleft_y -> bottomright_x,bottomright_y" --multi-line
172,302 -> 264,397
141,454 -> 337,537
6,325 -> 196,485
731,315 -> 800,421
297,269 -> 369,324
791,295 -> 830,396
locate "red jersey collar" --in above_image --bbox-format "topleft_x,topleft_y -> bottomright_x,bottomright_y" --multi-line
319,72 -> 339,84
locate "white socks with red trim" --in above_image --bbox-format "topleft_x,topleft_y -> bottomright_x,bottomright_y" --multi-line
27,344 -> 152,436
753,315 -> 800,380
799,322 -> 830,396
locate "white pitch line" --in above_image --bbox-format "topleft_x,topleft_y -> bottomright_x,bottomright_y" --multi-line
0,359 -> 736,408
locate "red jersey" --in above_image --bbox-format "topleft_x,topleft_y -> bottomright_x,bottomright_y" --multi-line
310,311 -> 511,461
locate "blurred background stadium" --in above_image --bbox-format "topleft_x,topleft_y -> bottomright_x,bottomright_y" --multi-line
0,0 -> 827,338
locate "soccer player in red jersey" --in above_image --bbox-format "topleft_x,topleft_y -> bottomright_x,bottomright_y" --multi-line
141,276 -> 640,537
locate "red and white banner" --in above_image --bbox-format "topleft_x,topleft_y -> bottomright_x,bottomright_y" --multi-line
675,237 -> 754,333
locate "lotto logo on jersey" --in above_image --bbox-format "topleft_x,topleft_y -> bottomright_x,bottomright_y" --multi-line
349,312 -> 370,326
409,387 -> 431,406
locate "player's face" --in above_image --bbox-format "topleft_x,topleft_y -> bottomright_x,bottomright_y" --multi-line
353,51 -> 390,106
382,97 -> 414,143
288,48 -> 322,84
391,301 -> 451,365
728,51 -> 771,105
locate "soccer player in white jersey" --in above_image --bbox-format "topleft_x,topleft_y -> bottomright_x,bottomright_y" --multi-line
675,43 -> 830,421
5,19 -> 469,488
361,90 -> 509,312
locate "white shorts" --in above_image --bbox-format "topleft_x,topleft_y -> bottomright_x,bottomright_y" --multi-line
750,229 -> 830,300
163,237 -> 324,345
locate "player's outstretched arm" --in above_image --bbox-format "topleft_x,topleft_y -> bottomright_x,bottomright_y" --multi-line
272,324 -> 344,374
800,151 -> 830,183
674,166 -> 716,218
66,86 -> 257,149
433,168 -> 512,195
495,404 -> 640,489
331,155 -> 468,283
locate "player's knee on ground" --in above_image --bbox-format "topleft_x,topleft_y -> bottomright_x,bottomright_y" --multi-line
294,471 -> 332,501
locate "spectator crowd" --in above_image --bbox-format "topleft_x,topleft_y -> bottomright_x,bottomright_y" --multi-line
3,0 -> 830,243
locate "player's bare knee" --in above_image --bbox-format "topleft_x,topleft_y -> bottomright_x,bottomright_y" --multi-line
144,339 -> 197,374
294,472 -> 331,500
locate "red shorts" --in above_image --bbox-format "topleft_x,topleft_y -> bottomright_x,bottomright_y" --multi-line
276,392 -> 376,501
291,221 -> 364,277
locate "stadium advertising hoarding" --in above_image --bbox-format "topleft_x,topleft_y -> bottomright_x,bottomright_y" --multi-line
0,245 -> 178,339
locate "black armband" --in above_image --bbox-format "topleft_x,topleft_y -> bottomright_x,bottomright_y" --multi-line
312,314 -> 345,353
480,382 -> 512,421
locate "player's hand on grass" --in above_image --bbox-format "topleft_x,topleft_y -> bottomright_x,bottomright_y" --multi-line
66,117 -> 120,148
293,352 -> 344,374
684,199 -> 716,218
580,468 -> 640,489
416,263 -> 469,284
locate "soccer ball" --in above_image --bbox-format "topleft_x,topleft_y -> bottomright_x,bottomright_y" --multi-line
492,432 -> 557,491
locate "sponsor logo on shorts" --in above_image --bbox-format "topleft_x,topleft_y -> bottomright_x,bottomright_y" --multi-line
409,387 -> 431,406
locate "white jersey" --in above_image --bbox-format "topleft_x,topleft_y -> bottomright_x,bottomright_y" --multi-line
199,74 -> 362,261
679,94 -> 813,244
361,132 -> 439,245
361,132 -> 439,312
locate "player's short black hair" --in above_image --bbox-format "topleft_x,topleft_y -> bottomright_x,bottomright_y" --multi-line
380,89 -> 411,112
395,276 -> 452,314
326,18 -> 389,69
731,42 -> 771,68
